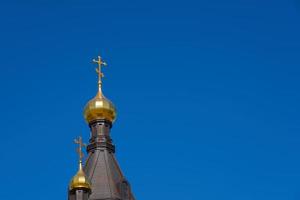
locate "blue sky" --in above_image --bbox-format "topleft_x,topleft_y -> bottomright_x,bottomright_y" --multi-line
0,0 -> 300,199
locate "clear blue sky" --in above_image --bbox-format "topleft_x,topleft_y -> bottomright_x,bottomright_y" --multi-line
0,1 -> 300,199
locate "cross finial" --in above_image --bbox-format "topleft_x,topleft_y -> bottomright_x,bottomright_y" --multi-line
74,136 -> 86,168
93,55 -> 107,94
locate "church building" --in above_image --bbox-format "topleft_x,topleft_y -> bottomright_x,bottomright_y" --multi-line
68,56 -> 135,200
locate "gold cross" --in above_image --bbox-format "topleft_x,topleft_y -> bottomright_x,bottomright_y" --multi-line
93,55 -> 107,92
74,136 -> 86,163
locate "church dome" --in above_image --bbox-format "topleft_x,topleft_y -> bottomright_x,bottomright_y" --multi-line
69,165 -> 91,191
83,91 -> 116,124
83,55 -> 117,124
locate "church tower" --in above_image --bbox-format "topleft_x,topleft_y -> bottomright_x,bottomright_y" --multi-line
68,56 -> 135,200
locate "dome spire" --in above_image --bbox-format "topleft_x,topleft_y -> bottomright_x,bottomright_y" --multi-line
93,55 -> 107,96
69,136 -> 91,191
74,136 -> 85,170
83,55 -> 117,124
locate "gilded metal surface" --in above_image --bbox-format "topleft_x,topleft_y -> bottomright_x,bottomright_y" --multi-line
74,136 -> 86,162
69,136 -> 91,191
83,92 -> 116,123
93,55 -> 107,94
83,55 -> 117,124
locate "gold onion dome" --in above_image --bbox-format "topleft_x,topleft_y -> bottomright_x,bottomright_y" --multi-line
69,136 -> 91,191
83,56 -> 116,124
69,163 -> 91,191
84,91 -> 116,124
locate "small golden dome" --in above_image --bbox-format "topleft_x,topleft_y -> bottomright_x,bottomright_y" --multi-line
69,164 -> 91,191
83,91 -> 117,124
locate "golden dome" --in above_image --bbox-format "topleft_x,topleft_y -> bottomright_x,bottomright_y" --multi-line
83,91 -> 117,124
69,163 -> 91,191
83,55 -> 117,124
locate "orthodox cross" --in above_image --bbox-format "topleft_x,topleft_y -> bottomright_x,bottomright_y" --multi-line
93,55 -> 107,92
74,136 -> 86,165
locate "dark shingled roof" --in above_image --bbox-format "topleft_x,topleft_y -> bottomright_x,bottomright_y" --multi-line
81,119 -> 135,200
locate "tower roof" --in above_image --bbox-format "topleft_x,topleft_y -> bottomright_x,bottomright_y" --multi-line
84,147 -> 132,199
68,55 -> 135,200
